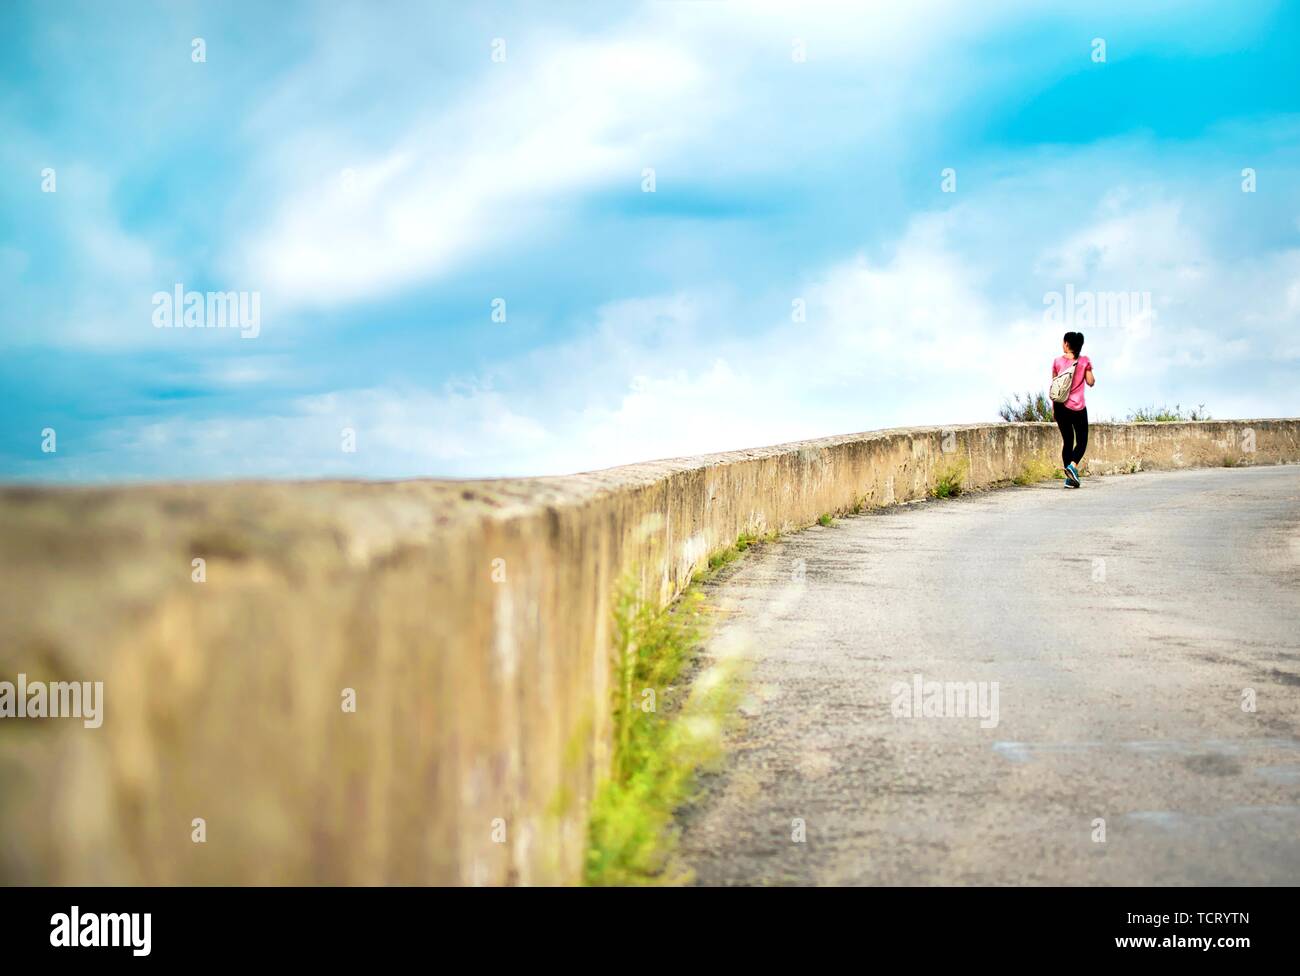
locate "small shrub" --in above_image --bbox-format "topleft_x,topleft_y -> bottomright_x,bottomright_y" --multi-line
817,513 -> 833,527
999,392 -> 1054,423
1127,403 -> 1211,423
931,459 -> 968,498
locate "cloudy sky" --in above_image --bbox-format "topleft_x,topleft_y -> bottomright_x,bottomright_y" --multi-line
2,0 -> 1298,481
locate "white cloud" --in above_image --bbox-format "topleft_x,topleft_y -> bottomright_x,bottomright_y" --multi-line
230,0 -> 1056,312
240,35 -> 711,307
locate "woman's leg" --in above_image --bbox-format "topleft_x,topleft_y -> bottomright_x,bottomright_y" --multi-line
1071,407 -> 1089,465
1053,403 -> 1073,468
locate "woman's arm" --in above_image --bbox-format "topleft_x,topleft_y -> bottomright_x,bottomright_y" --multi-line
1085,366 -> 1095,387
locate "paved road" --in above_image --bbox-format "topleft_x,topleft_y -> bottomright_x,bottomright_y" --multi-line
678,466 -> 1300,885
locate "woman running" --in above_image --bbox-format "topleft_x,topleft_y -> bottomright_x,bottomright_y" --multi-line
1052,331 -> 1094,488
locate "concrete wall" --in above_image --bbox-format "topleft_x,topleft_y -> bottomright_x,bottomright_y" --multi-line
1,419 -> 1296,885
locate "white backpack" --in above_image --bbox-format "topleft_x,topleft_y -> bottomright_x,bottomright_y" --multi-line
1050,359 -> 1078,404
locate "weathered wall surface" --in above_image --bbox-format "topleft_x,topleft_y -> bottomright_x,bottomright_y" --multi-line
1,420 -> 1296,885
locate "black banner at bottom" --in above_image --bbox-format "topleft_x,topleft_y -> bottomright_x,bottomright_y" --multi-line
0,885 -> 1287,963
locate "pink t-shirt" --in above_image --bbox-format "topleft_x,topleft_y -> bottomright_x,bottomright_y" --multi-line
1052,355 -> 1091,411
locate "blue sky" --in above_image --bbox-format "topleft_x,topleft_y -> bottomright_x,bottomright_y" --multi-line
2,0 -> 1298,481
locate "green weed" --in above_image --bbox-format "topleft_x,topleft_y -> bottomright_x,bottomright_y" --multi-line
585,569 -> 746,884
931,458 -> 969,498
1013,456 -> 1057,485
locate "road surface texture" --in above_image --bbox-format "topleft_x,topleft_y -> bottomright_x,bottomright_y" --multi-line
678,466 -> 1300,885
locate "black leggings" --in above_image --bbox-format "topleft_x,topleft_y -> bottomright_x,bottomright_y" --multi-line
1053,403 -> 1088,467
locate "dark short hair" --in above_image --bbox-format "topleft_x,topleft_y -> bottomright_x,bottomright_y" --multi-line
1063,331 -> 1084,356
